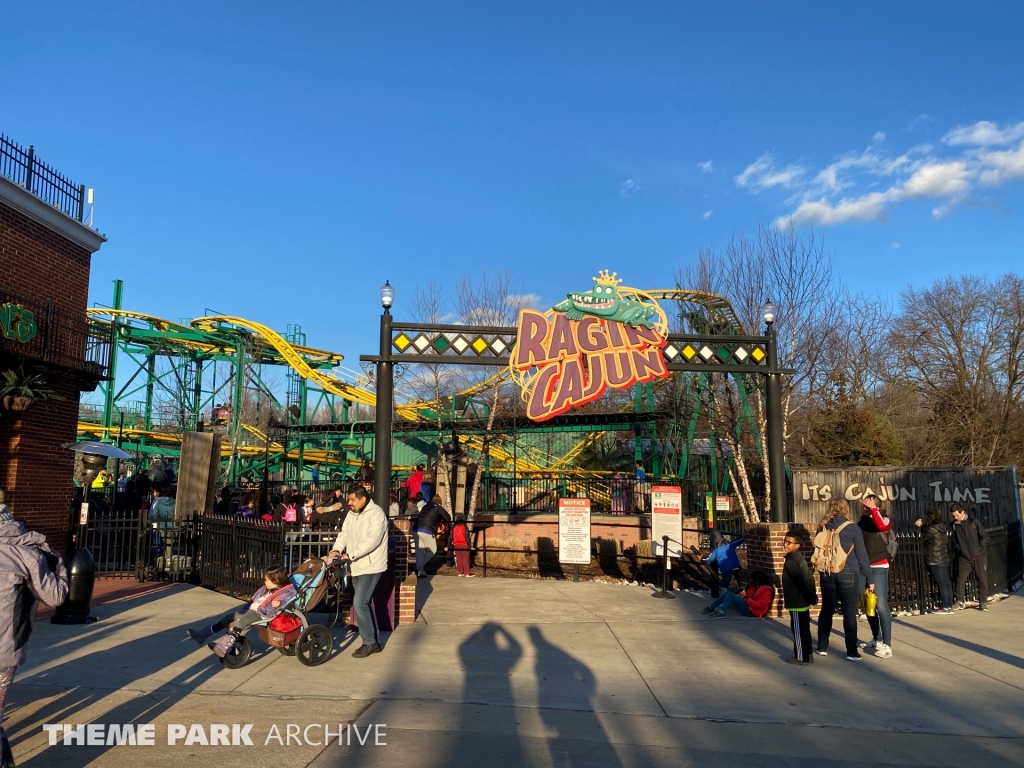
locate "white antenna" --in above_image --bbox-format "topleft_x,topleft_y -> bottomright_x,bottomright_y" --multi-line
86,188 -> 95,228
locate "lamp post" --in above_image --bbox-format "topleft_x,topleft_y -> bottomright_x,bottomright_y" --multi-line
373,281 -> 395,510
760,299 -> 789,523
54,441 -> 131,624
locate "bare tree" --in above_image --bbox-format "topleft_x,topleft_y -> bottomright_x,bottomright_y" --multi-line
453,269 -> 531,519
408,281 -> 458,512
674,223 -> 844,521
889,273 -> 1024,466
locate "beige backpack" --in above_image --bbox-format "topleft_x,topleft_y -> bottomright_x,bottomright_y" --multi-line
811,521 -> 853,575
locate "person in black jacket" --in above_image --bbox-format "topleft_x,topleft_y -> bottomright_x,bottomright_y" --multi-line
915,508 -> 954,614
951,503 -> 990,611
782,531 -> 818,665
414,499 -> 451,577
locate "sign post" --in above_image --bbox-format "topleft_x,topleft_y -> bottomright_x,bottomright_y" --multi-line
651,485 -> 683,599
558,498 -> 591,582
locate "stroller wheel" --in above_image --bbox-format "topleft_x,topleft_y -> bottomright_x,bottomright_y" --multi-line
220,635 -> 253,669
296,624 -> 333,666
277,643 -> 296,656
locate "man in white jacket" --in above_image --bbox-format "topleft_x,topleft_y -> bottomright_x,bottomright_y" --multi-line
329,486 -> 389,657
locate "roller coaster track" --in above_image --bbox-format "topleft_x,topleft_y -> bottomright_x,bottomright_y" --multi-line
84,289 -> 743,474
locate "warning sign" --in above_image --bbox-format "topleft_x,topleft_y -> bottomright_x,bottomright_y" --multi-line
651,485 -> 683,558
558,498 -> 592,565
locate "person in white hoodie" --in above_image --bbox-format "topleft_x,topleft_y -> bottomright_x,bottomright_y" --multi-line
329,486 -> 388,657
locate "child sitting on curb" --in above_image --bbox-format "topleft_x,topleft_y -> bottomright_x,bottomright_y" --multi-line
187,566 -> 297,657
702,570 -> 774,618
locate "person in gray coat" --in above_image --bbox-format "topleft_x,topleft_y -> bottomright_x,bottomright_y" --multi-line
0,494 -> 69,767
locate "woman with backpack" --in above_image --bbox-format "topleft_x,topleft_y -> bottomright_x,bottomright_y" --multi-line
858,494 -> 894,658
915,508 -> 954,614
813,499 -> 873,661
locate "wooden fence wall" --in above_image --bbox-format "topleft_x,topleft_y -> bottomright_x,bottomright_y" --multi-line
792,466 -> 1022,532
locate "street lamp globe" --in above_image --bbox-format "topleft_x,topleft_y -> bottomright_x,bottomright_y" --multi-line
380,280 -> 395,309
759,298 -> 778,327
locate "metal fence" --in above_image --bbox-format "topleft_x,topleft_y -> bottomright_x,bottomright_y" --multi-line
888,524 -> 1022,613
0,133 -> 87,221
195,514 -> 285,598
0,285 -> 113,378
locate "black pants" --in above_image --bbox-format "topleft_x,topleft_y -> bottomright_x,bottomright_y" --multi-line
790,610 -> 812,662
817,571 -> 860,656
955,556 -> 988,605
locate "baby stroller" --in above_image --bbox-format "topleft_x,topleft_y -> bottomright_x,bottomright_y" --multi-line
221,556 -> 349,669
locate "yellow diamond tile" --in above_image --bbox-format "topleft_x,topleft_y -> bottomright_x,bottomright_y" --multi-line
471,337 -> 489,354
751,346 -> 765,362
393,334 -> 411,351
682,345 -> 697,359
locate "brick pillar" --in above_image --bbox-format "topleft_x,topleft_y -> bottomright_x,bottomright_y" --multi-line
390,518 -> 417,626
745,522 -> 820,617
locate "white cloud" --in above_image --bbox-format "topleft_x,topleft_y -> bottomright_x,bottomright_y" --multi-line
891,242 -> 900,249
735,153 -> 806,190
696,160 -> 714,173
620,179 -> 638,196
784,192 -> 891,227
701,210 -> 713,221
749,121 -> 1024,227
873,132 -> 886,143
978,142 -> 1024,186
943,120 -> 1024,147
900,161 -> 972,199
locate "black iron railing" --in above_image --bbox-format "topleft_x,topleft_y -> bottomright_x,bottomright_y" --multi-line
196,514 -> 285,598
0,285 -> 112,379
0,133 -> 86,221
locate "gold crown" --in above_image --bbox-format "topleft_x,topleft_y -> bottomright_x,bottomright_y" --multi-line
593,270 -> 622,287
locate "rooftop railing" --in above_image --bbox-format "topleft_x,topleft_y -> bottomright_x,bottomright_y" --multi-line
0,132 -> 87,222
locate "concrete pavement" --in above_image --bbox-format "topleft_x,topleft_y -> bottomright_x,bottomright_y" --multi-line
6,576 -> 1024,767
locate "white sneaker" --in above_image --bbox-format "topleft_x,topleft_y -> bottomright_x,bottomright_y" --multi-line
875,643 -> 893,659
863,639 -> 877,651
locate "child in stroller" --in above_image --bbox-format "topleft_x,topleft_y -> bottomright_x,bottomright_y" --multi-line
187,565 -> 297,657
187,558 -> 348,668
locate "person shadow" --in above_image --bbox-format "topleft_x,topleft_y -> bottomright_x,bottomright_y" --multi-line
457,623 -> 523,763
527,626 -> 623,768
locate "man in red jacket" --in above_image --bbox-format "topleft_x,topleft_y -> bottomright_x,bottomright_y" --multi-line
402,464 -> 425,499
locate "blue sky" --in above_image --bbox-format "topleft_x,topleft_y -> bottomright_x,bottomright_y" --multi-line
3,2 -> 1023,363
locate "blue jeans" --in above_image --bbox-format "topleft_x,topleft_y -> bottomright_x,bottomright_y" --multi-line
352,572 -> 382,646
818,570 -> 861,656
866,567 -> 892,645
928,564 -> 954,609
709,591 -> 750,616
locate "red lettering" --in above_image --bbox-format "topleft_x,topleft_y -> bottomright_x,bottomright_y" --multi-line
634,325 -> 665,347
549,358 -> 586,415
606,321 -> 625,348
548,314 -> 579,359
631,347 -> 667,382
580,354 -> 605,399
526,364 -> 561,421
577,317 -> 609,353
603,349 -> 634,387
514,310 -> 550,369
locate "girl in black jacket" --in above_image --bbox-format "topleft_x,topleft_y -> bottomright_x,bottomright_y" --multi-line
915,508 -> 954,613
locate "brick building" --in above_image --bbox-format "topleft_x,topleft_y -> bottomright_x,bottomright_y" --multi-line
0,135 -> 108,548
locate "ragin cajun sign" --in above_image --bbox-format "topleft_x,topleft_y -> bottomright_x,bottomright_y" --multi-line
511,272 -> 669,421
